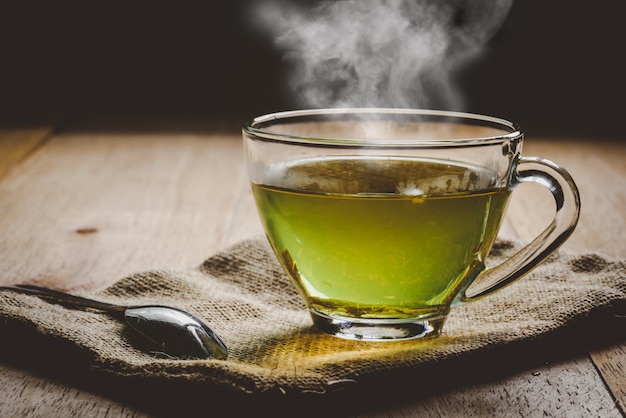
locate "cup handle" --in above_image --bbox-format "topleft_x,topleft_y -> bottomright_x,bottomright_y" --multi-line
461,156 -> 581,301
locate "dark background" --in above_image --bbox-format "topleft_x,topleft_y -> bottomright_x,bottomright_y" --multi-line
1,1 -> 624,139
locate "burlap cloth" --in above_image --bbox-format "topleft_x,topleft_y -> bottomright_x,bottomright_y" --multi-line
1,237 -> 624,406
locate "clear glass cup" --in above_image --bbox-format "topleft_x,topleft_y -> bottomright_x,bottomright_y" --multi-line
243,109 -> 580,341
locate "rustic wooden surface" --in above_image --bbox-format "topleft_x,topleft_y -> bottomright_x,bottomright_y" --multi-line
0,116 -> 624,417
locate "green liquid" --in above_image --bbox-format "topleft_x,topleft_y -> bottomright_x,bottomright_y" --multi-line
252,157 -> 510,320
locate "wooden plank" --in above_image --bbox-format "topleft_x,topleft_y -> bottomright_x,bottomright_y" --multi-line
359,357 -> 623,417
591,342 -> 626,414
518,137 -> 626,258
0,124 -> 56,179
0,123 -> 245,289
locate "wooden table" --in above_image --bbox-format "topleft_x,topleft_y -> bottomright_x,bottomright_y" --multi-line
0,115 -> 624,417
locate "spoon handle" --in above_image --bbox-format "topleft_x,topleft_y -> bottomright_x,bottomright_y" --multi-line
0,284 -> 126,314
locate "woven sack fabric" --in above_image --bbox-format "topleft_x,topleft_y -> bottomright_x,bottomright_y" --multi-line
0,237 -> 624,399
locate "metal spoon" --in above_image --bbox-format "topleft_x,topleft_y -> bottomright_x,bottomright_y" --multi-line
0,284 -> 228,360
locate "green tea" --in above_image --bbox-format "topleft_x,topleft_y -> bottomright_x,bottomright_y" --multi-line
252,157 -> 510,320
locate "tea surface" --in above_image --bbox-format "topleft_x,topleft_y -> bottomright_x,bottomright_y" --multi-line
252,157 -> 510,320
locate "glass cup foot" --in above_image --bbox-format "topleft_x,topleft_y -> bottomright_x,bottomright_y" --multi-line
310,309 -> 446,341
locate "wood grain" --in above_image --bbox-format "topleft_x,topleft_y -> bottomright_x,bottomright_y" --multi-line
0,120 -> 623,417
0,124 -> 56,179
592,342 -> 626,414
520,137 -> 626,259
0,125 -> 246,290
360,357 -> 623,418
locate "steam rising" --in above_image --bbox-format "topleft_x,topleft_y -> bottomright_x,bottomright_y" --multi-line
253,0 -> 513,110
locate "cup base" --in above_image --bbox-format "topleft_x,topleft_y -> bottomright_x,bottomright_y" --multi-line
310,310 -> 446,341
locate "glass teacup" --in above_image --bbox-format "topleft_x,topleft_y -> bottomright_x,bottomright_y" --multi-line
243,109 -> 580,341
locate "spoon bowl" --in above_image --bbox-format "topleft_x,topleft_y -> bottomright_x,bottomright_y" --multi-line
124,305 -> 228,359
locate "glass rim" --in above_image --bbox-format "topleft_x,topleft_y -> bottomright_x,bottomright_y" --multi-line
243,108 -> 523,148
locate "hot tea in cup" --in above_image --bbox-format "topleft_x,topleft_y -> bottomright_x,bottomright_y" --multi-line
243,109 -> 580,341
